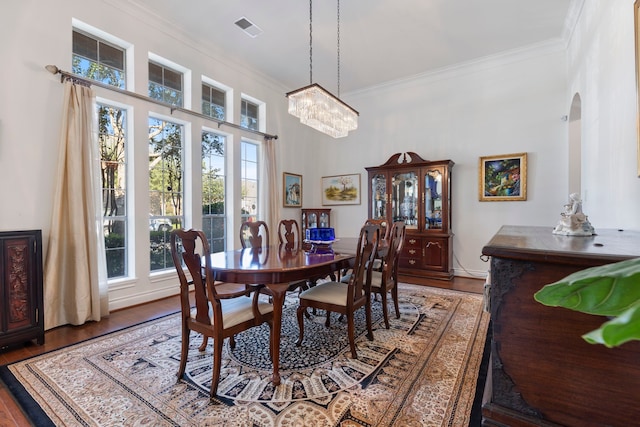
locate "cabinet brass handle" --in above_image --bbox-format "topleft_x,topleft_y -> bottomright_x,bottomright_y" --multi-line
409,239 -> 416,244
409,259 -> 416,265
409,249 -> 416,255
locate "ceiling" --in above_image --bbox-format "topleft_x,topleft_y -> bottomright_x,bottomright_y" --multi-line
123,0 -> 578,94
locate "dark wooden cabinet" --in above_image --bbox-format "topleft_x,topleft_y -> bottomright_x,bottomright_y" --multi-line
301,208 -> 331,238
481,225 -> 640,427
0,230 -> 44,350
366,152 -> 454,281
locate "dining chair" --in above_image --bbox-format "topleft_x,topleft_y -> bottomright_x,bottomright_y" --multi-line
369,220 -> 406,329
363,218 -> 390,270
277,219 -> 311,295
239,220 -> 269,249
296,224 -> 380,359
170,228 -> 274,397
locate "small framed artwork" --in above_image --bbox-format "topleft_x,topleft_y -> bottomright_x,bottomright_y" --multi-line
479,152 -> 527,201
321,173 -> 361,206
283,172 -> 302,207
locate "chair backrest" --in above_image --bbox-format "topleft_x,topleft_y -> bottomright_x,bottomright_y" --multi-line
364,218 -> 390,244
240,220 -> 269,249
384,220 -> 406,284
170,228 -> 214,326
277,219 -> 301,250
349,224 -> 380,299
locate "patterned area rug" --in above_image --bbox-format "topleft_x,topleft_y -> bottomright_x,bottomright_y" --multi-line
1,284 -> 489,426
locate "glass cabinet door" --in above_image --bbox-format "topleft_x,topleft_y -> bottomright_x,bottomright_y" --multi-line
308,213 -> 318,228
424,168 -> 443,230
319,212 -> 329,227
370,173 -> 387,219
392,171 -> 419,229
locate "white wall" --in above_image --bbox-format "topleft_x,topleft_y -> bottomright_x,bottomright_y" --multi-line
567,0 -> 640,229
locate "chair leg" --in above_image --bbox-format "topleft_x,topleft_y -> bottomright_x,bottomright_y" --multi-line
347,313 -> 357,359
210,336 -> 224,398
392,285 -> 400,319
198,336 -> 209,351
177,323 -> 190,378
295,305 -> 306,347
380,291 -> 390,329
325,311 -> 331,327
230,335 -> 236,349
365,300 -> 374,341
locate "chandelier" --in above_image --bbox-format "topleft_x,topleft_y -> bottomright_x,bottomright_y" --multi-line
286,0 -> 359,138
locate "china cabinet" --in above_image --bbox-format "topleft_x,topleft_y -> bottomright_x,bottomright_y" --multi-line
366,152 -> 454,280
0,230 -> 44,349
301,208 -> 331,238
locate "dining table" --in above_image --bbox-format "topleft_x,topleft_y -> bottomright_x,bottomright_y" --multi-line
208,243 -> 355,386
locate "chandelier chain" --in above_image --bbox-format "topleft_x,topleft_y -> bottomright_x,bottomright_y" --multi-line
337,0 -> 341,97
309,0 -> 313,85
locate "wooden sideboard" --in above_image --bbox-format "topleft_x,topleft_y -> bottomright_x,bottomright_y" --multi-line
481,225 -> 640,427
0,230 -> 44,350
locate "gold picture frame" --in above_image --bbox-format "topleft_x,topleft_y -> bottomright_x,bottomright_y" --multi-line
321,173 -> 361,206
479,153 -> 527,201
283,172 -> 302,207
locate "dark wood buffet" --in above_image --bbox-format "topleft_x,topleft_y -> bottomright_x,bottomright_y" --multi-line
481,225 -> 640,427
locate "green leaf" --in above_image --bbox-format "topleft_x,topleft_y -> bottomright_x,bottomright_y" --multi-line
533,258 -> 640,317
582,302 -> 640,347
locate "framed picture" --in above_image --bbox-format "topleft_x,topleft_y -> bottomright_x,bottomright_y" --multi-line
321,173 -> 361,206
283,172 -> 302,207
478,153 -> 527,201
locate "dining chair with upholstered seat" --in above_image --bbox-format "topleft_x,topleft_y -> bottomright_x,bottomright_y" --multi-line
296,224 -> 379,359
277,219 -> 311,295
240,220 -> 269,249
369,220 -> 406,329
170,228 -> 274,397
364,218 -> 390,270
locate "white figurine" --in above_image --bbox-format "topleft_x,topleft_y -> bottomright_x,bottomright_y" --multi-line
552,193 -> 595,236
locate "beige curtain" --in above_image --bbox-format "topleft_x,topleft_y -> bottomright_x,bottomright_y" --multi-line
44,79 -> 109,330
261,137 -> 279,234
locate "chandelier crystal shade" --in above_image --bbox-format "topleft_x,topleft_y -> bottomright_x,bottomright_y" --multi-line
286,0 -> 358,138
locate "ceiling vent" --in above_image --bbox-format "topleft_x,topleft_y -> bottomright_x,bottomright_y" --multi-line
235,17 -> 263,38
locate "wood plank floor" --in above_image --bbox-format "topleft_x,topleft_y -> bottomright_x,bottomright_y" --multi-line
0,277 -> 483,426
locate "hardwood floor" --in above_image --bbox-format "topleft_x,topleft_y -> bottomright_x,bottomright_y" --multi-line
0,277 -> 483,426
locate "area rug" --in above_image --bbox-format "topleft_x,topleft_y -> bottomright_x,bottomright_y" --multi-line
1,284 -> 489,426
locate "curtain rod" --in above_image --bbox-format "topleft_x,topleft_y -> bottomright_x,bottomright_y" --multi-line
44,65 -> 278,141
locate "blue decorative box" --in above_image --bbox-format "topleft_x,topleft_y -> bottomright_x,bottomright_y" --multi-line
305,227 -> 335,242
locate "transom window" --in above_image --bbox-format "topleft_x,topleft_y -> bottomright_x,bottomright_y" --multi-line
241,99 -> 259,131
72,30 -> 125,88
149,62 -> 183,106
98,103 -> 128,278
202,84 -> 226,121
202,130 -> 226,252
149,117 -> 185,271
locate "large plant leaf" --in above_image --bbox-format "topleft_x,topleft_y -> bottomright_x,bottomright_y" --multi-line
534,258 -> 640,316
582,302 -> 640,347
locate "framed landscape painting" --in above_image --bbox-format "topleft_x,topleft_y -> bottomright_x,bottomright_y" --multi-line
321,173 -> 361,206
283,172 -> 302,207
479,153 -> 527,201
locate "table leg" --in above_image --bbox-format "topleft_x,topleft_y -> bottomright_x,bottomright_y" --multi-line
267,284 -> 288,386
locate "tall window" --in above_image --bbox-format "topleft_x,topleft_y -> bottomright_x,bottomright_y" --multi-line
72,30 -> 125,88
149,117 -> 184,271
202,83 -> 226,121
202,131 -> 226,252
148,62 -> 183,106
240,141 -> 259,223
98,103 -> 128,278
241,99 -> 259,131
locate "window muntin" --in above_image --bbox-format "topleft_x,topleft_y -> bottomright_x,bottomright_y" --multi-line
240,141 -> 259,223
148,62 -> 183,106
202,84 -> 226,121
72,30 -> 125,88
241,99 -> 259,131
149,117 -> 184,271
98,103 -> 128,278
202,131 -> 226,253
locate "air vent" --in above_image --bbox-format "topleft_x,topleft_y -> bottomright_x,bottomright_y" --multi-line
235,17 -> 263,38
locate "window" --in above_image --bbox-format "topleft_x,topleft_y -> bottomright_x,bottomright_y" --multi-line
149,117 -> 184,271
241,99 -> 259,131
202,131 -> 226,252
202,83 -> 226,121
240,141 -> 259,223
72,30 -> 125,88
149,62 -> 183,106
98,103 -> 128,278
